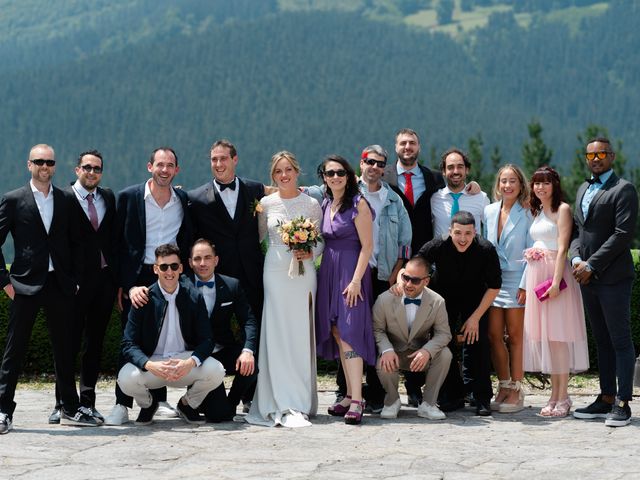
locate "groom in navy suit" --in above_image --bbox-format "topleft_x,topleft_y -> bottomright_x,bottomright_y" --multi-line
570,137 -> 638,427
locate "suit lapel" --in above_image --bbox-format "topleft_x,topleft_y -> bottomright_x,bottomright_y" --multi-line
574,183 -> 588,224
500,202 -> 522,242
22,185 -> 48,235
585,173 -> 617,222
392,297 -> 410,341
407,291 -> 433,342
233,179 -> 248,225
210,183 -> 234,226
136,183 -> 146,237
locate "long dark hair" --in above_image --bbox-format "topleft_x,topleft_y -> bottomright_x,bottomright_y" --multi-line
529,166 -> 563,215
318,155 -> 360,213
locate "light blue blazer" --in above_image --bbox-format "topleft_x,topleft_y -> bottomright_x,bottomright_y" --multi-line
484,201 -> 533,288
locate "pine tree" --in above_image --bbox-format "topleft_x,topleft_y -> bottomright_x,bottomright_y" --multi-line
522,120 -> 553,178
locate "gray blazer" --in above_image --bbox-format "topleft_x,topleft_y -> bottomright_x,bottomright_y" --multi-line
569,171 -> 638,284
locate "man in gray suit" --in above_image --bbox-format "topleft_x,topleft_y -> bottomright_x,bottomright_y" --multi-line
570,137 -> 638,427
373,256 -> 452,420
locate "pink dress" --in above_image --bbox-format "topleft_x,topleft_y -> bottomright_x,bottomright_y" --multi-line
523,211 -> 589,374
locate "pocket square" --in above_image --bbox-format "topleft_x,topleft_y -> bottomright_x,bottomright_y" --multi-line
220,301 -> 233,306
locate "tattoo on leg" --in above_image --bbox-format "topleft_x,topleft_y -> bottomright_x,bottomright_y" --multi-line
344,350 -> 360,360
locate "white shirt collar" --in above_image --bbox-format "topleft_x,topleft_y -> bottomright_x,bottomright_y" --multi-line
73,180 -> 97,200
30,180 -> 52,196
144,179 -> 177,201
158,282 -> 180,301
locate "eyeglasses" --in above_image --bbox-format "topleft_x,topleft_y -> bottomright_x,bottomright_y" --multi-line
401,273 -> 429,285
80,164 -> 103,174
30,159 -> 56,167
156,263 -> 180,272
363,158 -> 387,169
585,151 -> 610,161
323,169 -> 347,178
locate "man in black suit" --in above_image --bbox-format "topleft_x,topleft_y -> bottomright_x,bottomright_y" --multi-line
188,139 -> 265,320
570,137 -> 638,428
105,146 -> 192,425
130,238 -> 258,422
118,244 -> 225,425
49,150 -> 118,424
0,144 -> 99,434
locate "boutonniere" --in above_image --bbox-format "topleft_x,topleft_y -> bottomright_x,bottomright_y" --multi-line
251,199 -> 263,217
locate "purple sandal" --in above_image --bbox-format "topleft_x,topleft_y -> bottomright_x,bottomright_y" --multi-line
344,400 -> 364,425
328,395 -> 352,417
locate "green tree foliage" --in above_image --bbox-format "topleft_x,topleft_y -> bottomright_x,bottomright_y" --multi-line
461,0 -> 474,12
436,0 -> 454,24
522,120 -> 553,178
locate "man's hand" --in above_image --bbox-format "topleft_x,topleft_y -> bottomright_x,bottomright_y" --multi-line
236,351 -> 255,376
572,261 -> 593,285
168,357 -> 196,381
460,316 -> 480,344
379,350 -> 399,373
129,286 -> 150,309
465,181 -> 481,195
144,359 -> 176,380
408,349 -> 431,372
3,284 -> 15,300
116,287 -> 125,312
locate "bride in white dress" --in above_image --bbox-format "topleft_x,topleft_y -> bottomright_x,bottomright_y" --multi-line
245,151 -> 323,427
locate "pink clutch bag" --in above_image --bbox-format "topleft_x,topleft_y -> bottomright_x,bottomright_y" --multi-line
534,278 -> 567,301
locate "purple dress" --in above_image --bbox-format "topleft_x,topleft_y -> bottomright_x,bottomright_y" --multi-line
316,195 -> 376,365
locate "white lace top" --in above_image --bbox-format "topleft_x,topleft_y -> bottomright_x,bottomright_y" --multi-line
530,210 -> 558,251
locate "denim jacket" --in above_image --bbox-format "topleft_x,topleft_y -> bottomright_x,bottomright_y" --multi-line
305,182 -> 412,282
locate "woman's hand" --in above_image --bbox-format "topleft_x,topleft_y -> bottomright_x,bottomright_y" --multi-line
293,250 -> 312,261
542,283 -> 560,299
516,288 -> 526,305
343,280 -> 363,307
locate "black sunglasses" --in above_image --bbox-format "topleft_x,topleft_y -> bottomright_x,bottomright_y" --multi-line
401,273 -> 428,285
157,263 -> 180,272
323,169 -> 347,178
363,158 -> 386,169
80,164 -> 103,174
30,159 -> 56,167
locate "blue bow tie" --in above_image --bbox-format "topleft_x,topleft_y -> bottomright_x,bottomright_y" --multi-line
404,297 -> 421,306
196,280 -> 215,289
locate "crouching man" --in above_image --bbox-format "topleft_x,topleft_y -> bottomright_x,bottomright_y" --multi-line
374,256 -> 452,420
118,244 -> 225,425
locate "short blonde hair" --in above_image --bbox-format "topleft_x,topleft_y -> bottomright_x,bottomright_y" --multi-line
492,164 -> 529,207
270,151 -> 301,184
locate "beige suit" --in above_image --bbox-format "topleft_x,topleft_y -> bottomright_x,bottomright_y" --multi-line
373,288 -> 452,406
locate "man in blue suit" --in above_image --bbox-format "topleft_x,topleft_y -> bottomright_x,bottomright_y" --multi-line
570,137 -> 638,427
105,147 -> 192,425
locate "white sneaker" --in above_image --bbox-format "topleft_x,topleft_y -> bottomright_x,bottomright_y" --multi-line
156,401 -> 179,418
104,404 -> 130,425
417,402 -> 446,420
380,399 -> 401,419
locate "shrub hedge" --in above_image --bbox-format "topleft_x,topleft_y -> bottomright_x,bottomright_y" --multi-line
2,251 -> 640,375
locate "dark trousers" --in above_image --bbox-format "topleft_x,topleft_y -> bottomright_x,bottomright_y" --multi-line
115,266 -> 166,407
439,312 -> 492,403
55,267 -> 117,408
0,274 -> 79,418
201,345 -> 258,422
581,279 -> 635,401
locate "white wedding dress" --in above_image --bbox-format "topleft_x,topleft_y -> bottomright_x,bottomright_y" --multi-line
245,192 -> 323,427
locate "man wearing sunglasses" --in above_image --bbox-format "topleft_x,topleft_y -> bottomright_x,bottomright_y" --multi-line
570,137 -> 638,427
47,150 -> 117,425
105,146 -> 192,425
118,244 -> 225,425
373,256 -> 452,420
0,144 -> 99,434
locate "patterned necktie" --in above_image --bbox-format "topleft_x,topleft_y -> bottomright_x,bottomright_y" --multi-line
402,172 -> 414,206
449,192 -> 463,217
87,193 -> 107,267
404,297 -> 421,306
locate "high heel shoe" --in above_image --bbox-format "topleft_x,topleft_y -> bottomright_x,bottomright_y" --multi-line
498,380 -> 525,413
491,379 -> 512,411
328,395 -> 351,417
344,400 -> 363,425
539,400 -> 557,417
551,398 -> 572,418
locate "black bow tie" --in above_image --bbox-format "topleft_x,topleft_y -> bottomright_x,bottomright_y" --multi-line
217,180 -> 236,191
404,298 -> 421,306
586,176 -> 601,185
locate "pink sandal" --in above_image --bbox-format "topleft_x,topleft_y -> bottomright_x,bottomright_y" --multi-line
539,400 -> 557,417
551,398 -> 572,418
344,400 -> 363,425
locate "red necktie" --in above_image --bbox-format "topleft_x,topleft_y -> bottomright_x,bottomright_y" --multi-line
402,172 -> 414,206
87,194 -> 107,268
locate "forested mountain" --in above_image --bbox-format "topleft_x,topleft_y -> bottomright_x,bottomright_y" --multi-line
0,0 -> 638,196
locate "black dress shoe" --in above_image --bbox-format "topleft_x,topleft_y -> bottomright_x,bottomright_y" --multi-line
439,398 -> 465,412
48,408 -> 61,424
407,392 -> 423,408
135,401 -> 159,426
177,398 -> 206,425
476,400 -> 492,416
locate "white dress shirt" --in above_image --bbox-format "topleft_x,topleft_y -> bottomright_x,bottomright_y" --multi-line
196,274 -> 217,317
362,184 -> 387,268
30,180 -> 54,271
214,177 -> 240,219
402,293 -> 423,331
431,186 -> 489,239
143,180 -> 184,264
153,283 -> 186,358
72,180 -> 106,225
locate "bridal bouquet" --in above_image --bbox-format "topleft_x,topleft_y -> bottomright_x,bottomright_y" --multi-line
523,248 -> 545,262
277,216 -> 321,277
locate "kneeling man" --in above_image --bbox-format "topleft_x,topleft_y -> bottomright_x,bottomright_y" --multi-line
373,256 -> 452,420
118,244 -> 225,425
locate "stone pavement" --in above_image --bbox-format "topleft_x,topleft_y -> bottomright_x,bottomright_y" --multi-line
1,386 -> 639,480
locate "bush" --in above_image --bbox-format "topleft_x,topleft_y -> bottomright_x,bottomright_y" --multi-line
2,251 -> 640,375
